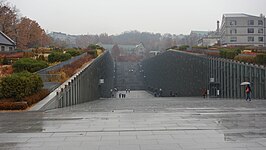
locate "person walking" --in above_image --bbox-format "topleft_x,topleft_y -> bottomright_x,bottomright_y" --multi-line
202,89 -> 207,99
159,88 -> 162,97
245,85 -> 252,101
110,89 -> 113,98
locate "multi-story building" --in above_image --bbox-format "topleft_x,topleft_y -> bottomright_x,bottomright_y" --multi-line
220,13 -> 266,47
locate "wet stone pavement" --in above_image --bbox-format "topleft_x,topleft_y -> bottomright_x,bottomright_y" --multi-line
1,91 -> 266,150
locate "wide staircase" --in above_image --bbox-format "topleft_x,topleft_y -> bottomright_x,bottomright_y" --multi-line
115,62 -> 145,90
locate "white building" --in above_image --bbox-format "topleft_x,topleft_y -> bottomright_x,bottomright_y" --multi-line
101,43 -> 147,56
220,13 -> 266,47
135,43 -> 146,56
0,31 -> 16,52
198,35 -> 220,47
189,31 -> 210,46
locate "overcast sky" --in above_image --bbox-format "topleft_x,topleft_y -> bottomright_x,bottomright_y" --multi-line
6,0 -> 266,35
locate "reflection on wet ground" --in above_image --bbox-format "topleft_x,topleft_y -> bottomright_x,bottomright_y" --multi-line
1,91 -> 266,150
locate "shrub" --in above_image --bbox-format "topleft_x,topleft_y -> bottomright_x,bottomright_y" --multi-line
0,102 -> 28,110
66,50 -> 82,57
87,50 -> 98,58
48,52 -> 71,63
255,54 -> 266,65
220,49 -> 240,59
0,72 -> 43,100
179,45 -> 189,51
0,88 -> 3,99
23,89 -> 49,106
2,57 -> 9,65
87,44 -> 104,50
13,58 -> 48,73
234,55 -> 255,63
37,55 -> 46,61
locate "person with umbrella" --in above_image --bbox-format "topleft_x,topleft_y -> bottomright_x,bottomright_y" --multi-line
241,82 -> 252,101
245,84 -> 252,101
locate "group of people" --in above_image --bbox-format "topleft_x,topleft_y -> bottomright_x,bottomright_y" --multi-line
118,89 -> 131,98
110,88 -> 131,98
125,89 -> 131,93
202,84 -> 252,101
118,93 -> 126,98
153,88 -> 163,97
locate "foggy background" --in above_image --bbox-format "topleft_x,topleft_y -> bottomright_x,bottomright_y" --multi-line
7,0 -> 266,35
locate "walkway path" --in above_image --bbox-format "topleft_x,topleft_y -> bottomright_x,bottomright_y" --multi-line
1,91 -> 266,150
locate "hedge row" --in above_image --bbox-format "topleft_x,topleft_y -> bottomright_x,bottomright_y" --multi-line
220,49 -> 241,59
234,55 -> 255,63
13,58 -> 48,73
0,72 -> 43,100
233,54 -> 266,65
0,102 -> 28,110
0,89 -> 49,110
48,52 -> 72,63
66,50 -> 82,57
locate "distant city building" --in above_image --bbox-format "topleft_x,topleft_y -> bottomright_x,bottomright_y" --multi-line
198,21 -> 221,47
118,44 -> 137,54
197,34 -> 220,47
49,32 -> 77,47
220,13 -> 266,47
101,43 -> 146,56
149,51 -> 161,57
0,31 -> 16,52
189,31 -> 210,46
135,43 -> 146,56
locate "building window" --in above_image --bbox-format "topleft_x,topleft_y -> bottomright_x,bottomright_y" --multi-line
230,37 -> 237,42
258,20 -> 263,26
230,29 -> 237,34
248,20 -> 254,25
258,28 -> 263,34
9,47 -> 13,51
248,37 -> 254,42
248,28 -> 254,33
258,37 -> 264,42
229,20 -> 237,26
1,46 -> 4,51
